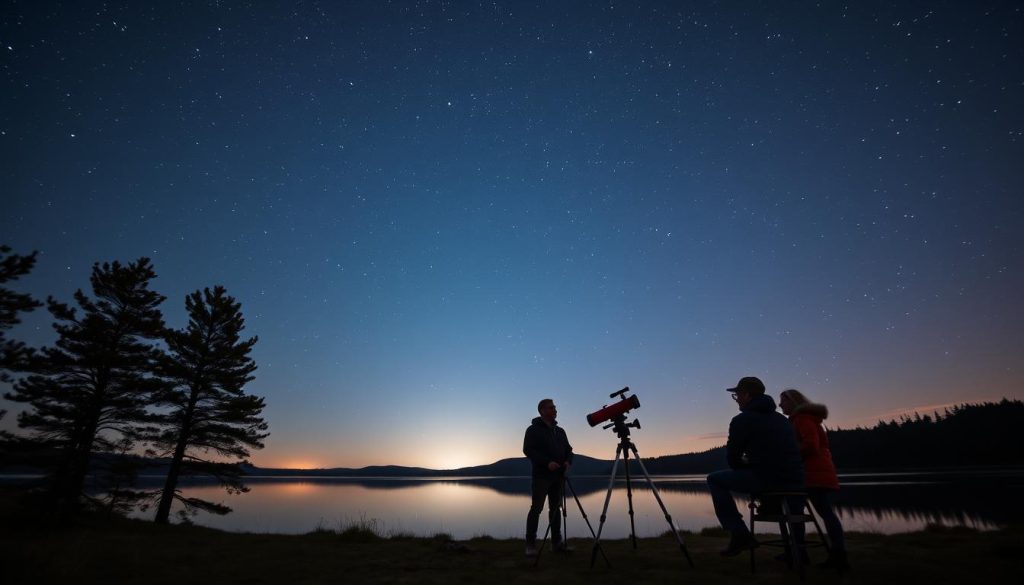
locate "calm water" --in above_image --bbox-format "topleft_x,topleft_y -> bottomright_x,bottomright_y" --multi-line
118,470 -> 1021,539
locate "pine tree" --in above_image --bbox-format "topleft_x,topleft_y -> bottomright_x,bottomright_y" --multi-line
3,258 -> 166,520
1,245 -> 41,439
0,245 -> 41,382
151,286 -> 267,524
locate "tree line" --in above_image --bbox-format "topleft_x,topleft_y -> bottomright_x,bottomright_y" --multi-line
0,245 -> 268,524
824,399 -> 1023,469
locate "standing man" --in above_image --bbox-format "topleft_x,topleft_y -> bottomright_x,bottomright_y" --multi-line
523,398 -> 574,556
707,376 -> 805,556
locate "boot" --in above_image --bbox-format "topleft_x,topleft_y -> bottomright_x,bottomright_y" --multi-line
720,529 -> 759,557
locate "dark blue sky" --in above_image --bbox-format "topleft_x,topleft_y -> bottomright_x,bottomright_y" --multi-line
2,1 -> 1022,468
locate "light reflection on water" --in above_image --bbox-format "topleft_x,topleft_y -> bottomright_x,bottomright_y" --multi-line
122,473 -> 1014,539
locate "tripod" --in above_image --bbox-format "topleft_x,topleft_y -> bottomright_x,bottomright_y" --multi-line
589,415 -> 694,569
534,472 -> 610,567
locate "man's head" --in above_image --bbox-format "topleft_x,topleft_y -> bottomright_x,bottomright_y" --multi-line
537,398 -> 557,423
727,376 -> 765,409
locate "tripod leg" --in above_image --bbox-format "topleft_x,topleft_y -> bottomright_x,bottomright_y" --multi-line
533,522 -> 551,567
622,443 -> 638,549
590,444 -> 623,569
561,475 -> 568,544
565,476 -> 611,567
629,444 -> 695,568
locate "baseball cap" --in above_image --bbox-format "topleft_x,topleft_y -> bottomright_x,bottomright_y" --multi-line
726,376 -> 765,395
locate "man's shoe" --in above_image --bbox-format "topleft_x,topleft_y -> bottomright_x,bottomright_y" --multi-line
553,540 -> 575,553
719,531 -> 759,557
525,541 -> 538,557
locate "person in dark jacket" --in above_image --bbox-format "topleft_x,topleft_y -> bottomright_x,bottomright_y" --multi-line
707,376 -> 805,556
780,388 -> 849,572
523,398 -> 574,556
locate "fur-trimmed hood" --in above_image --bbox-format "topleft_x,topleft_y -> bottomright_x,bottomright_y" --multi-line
793,402 -> 829,420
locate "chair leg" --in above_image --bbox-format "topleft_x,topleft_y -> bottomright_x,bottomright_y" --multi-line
778,521 -> 794,567
780,499 -> 806,581
749,500 -> 757,574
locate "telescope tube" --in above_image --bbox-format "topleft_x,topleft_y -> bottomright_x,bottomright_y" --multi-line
586,394 -> 641,426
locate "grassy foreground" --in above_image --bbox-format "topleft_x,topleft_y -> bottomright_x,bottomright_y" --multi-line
3,494 -> 1022,584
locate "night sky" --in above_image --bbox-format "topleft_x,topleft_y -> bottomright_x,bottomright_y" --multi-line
2,1 -> 1022,470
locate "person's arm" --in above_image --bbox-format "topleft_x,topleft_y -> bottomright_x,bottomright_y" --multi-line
793,416 -> 821,459
725,417 -> 748,469
564,429 -> 574,464
560,430 -> 573,473
523,426 -> 549,468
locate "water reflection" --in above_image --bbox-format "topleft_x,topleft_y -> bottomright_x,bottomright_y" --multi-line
119,471 -> 1020,539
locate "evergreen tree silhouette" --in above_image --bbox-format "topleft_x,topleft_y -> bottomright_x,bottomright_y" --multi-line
826,399 -> 1024,469
3,258 -> 166,521
150,286 -> 268,524
0,245 -> 41,383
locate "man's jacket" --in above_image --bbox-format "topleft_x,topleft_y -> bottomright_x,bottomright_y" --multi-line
726,394 -> 804,489
523,416 -> 574,479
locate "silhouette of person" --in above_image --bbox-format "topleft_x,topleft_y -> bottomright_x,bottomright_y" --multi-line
779,388 -> 850,572
523,398 -> 573,556
707,376 -> 805,557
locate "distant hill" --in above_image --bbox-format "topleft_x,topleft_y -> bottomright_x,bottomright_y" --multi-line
630,446 -> 727,475
241,454 -> 614,478
240,399 -> 1024,477
238,451 -> 724,478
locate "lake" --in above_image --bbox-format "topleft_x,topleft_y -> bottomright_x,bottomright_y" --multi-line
115,470 -> 1021,539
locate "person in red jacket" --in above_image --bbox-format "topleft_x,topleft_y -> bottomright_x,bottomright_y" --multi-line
779,388 -> 850,572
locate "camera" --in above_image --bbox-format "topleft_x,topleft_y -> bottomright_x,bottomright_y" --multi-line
586,387 -> 641,427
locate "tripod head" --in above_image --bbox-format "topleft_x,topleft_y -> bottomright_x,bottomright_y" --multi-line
603,414 -> 641,443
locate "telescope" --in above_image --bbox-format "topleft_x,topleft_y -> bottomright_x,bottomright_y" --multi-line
585,387 -> 640,427
583,386 -> 694,569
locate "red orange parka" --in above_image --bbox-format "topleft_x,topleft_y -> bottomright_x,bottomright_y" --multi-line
788,403 -> 840,490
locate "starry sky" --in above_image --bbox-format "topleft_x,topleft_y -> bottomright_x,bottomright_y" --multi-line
2,1 -> 1022,470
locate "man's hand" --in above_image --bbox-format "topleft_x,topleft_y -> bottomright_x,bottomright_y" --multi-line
563,461 -> 571,473
547,461 -> 561,471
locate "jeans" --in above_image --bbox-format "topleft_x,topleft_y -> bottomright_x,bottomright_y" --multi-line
707,469 -> 767,533
526,475 -> 564,543
794,488 -> 846,551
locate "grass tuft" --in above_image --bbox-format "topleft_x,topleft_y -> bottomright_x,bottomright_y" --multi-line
699,526 -> 729,537
431,531 -> 454,542
336,516 -> 383,542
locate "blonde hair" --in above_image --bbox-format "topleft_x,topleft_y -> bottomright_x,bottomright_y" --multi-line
780,388 -> 811,407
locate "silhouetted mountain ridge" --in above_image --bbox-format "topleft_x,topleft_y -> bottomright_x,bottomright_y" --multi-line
240,453 -> 618,477
241,399 -> 1024,476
